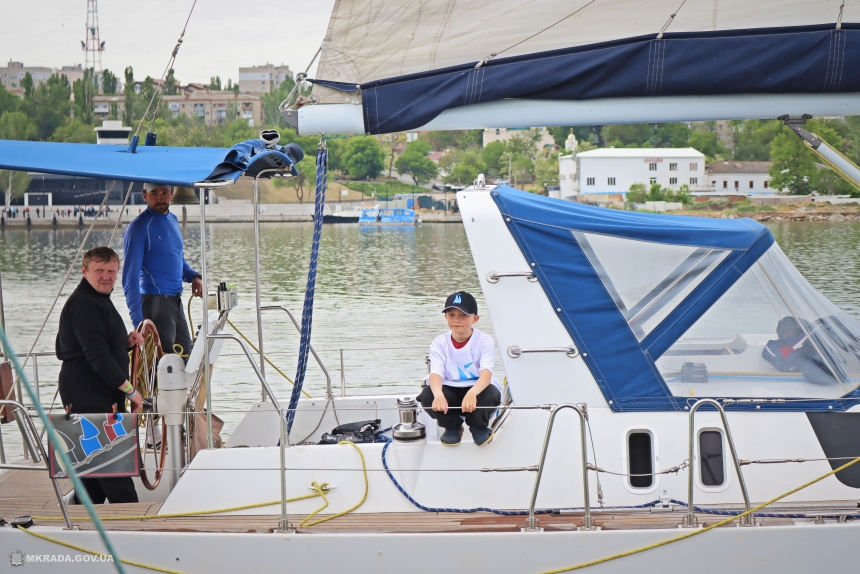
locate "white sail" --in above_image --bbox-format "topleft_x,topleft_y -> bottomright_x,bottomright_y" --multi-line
291,0 -> 860,134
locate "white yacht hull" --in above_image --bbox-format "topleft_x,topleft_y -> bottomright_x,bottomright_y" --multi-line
4,521 -> 859,573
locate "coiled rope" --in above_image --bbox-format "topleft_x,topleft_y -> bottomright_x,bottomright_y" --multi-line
286,141 -> 327,433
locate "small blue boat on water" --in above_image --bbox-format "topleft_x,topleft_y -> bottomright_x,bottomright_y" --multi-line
358,207 -> 420,226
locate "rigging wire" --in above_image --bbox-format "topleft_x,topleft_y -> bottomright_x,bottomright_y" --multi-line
656,0 -> 688,39
135,0 -> 199,137
475,0 -> 600,68
279,45 -> 323,111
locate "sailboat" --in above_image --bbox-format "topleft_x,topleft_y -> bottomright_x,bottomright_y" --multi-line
2,1 -> 860,572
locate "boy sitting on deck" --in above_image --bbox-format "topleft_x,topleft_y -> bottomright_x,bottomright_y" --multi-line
417,291 -> 502,446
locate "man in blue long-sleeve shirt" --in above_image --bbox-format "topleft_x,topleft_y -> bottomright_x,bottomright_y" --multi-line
122,183 -> 203,356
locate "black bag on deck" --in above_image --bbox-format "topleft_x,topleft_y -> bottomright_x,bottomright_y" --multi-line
318,419 -> 381,445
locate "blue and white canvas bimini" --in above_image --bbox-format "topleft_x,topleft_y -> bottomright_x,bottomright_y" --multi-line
491,186 -> 860,412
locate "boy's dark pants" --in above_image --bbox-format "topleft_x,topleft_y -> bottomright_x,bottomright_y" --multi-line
418,384 -> 501,430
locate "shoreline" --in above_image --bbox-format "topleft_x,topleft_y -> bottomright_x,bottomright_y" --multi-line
0,211 -> 464,228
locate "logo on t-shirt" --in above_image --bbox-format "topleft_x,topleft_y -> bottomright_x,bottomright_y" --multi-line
457,361 -> 479,381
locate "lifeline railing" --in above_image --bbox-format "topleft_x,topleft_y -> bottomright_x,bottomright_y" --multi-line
684,398 -> 753,527
0,398 -> 73,530
206,333 -> 293,533
261,305 -> 332,399
524,403 -> 595,532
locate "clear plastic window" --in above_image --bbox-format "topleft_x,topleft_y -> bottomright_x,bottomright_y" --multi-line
574,232 -> 728,341
659,244 -> 860,399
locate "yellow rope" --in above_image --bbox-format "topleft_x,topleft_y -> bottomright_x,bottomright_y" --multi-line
300,441 -> 369,527
32,490 -> 327,521
15,525 -> 185,574
187,293 -> 312,399
541,455 -> 860,573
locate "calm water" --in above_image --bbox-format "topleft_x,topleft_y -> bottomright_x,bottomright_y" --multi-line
1,220 -> 859,460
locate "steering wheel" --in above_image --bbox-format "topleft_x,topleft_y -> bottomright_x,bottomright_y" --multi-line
130,319 -> 167,491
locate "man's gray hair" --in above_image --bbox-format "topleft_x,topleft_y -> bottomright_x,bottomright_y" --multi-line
82,246 -> 119,268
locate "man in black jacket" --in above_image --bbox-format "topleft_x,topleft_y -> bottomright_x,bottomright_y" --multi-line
56,246 -> 143,504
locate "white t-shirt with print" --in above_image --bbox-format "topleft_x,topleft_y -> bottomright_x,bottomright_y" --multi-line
429,328 -> 501,392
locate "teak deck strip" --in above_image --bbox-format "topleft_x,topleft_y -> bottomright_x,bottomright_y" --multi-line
0,466 -> 803,535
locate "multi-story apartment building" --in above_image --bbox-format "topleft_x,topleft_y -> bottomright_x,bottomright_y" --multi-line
1,61 -> 121,93
92,90 -> 263,126
239,63 -> 293,95
0,61 -> 52,90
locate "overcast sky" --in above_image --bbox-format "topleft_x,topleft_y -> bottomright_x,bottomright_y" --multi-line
2,1 -> 335,83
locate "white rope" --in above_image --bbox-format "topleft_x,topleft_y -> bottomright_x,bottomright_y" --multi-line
837,2 -> 845,29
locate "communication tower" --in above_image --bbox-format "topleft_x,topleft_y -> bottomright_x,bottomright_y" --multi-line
81,0 -> 105,73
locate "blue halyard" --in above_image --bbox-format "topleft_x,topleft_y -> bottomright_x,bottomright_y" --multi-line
286,144 -> 328,434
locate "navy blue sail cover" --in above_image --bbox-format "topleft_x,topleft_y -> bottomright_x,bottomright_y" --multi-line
0,139 -> 304,187
491,186 -> 774,412
313,24 -> 860,134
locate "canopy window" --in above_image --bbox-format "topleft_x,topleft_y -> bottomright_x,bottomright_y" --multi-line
575,232 -> 729,341
658,244 -> 860,400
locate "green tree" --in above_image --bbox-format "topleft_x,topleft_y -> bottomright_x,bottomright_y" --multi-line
72,68 -> 98,125
123,67 -> 135,126
533,147 -> 560,191
51,119 -> 97,143
21,72 -> 34,98
135,77 -> 156,124
605,124 -> 651,147
0,170 -> 30,209
481,141 -> 506,176
0,111 -> 36,209
769,120 -> 855,196
627,182 -> 647,203
730,119 -> 781,161
164,69 -> 179,95
396,140 -> 438,185
273,155 -> 318,203
210,76 -> 222,91
20,74 -> 72,140
443,149 -> 486,186
379,132 -> 406,177
342,136 -> 386,179
688,129 -> 727,162
652,123 -> 691,147
221,118 -> 256,147
0,84 -> 18,116
101,69 -> 118,95
0,111 -> 37,141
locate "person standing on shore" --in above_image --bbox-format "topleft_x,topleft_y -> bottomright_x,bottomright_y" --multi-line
122,183 -> 203,356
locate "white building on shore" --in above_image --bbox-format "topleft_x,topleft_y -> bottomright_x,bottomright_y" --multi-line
706,161 -> 774,195
577,148 -> 707,198
558,154 -> 578,199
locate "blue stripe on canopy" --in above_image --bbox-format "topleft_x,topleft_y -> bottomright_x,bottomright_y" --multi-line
322,24 -> 860,134
491,186 -> 774,412
0,139 -> 303,187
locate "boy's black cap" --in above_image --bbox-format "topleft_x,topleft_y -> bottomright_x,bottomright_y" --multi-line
443,291 -> 478,315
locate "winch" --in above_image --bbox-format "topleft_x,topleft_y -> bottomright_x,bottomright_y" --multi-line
392,397 -> 426,442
